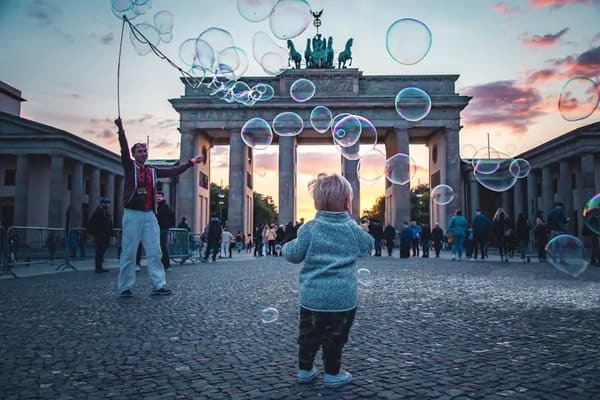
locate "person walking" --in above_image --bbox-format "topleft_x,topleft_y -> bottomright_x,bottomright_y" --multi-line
547,202 -> 568,238
472,209 -> 491,260
156,192 -> 175,271
493,208 -> 511,262
204,215 -> 222,262
253,224 -> 264,257
410,221 -> 421,257
448,210 -> 467,261
87,197 -> 113,273
369,220 -> 384,256
534,217 -> 550,262
399,222 -> 412,259
515,213 -> 531,262
383,223 -> 396,257
431,222 -> 444,258
220,227 -> 234,258
420,223 -> 431,258
114,118 -> 203,297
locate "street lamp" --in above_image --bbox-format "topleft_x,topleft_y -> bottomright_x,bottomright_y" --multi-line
217,182 -> 225,223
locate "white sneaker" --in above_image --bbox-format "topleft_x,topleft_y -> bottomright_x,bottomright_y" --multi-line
323,370 -> 352,388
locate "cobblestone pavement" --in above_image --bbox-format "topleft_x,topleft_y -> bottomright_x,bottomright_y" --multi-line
1,254 -> 600,399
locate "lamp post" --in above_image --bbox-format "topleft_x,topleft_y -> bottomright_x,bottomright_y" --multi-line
217,181 -> 225,223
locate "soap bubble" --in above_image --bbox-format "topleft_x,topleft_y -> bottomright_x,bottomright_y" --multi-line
509,158 -> 531,179
269,0 -> 311,40
310,105 -> 332,133
272,112 -> 304,136
583,193 -> 600,235
261,307 -> 279,323
558,77 -> 599,122
386,18 -> 432,65
395,87 -> 432,122
431,184 -> 454,205
545,235 -> 589,277
357,268 -> 372,287
237,0 -> 275,22
241,118 -> 273,150
290,78 -> 315,102
385,153 -> 417,186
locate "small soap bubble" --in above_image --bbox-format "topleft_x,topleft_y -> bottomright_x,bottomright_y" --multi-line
386,18 -> 432,65
272,112 -> 304,136
310,105 -> 332,133
395,87 -> 432,122
509,158 -> 531,179
241,118 -> 273,150
558,77 -> 600,122
357,268 -> 372,287
261,307 -> 279,323
290,78 -> 315,102
545,235 -> 589,277
431,184 -> 454,205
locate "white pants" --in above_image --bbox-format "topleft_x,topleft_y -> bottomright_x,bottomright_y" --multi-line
118,209 -> 165,292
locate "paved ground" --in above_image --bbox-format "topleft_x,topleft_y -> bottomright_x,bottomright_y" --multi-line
1,252 -> 600,399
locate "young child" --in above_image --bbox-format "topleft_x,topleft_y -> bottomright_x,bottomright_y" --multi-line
282,173 -> 374,388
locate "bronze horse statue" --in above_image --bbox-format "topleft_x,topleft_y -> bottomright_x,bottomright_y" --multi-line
304,38 -> 312,68
338,38 -> 353,69
287,40 -> 302,69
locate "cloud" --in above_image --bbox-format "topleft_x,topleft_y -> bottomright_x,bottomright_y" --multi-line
461,81 -> 546,133
26,0 -> 60,25
522,28 -> 569,47
525,45 -> 600,84
528,0 -> 600,8
493,2 -> 525,14
99,32 -> 114,45
153,139 -> 175,149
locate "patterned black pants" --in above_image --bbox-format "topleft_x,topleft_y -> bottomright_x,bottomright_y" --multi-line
297,307 -> 356,375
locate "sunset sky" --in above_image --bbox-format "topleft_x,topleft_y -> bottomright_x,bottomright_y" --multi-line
1,0 -> 599,220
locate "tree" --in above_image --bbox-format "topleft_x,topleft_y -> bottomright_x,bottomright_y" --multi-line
411,184 -> 430,223
209,182 -> 278,229
362,195 -> 385,223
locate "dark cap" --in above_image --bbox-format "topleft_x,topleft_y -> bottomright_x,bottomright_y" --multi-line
99,197 -> 111,204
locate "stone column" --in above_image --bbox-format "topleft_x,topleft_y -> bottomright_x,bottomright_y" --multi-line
444,126 -> 463,221
278,135 -> 297,225
341,153 -> 360,219
558,160 -> 573,232
105,173 -> 115,218
469,173 -> 479,219
177,129 -> 197,229
70,161 -> 84,228
577,153 -> 596,232
228,130 -> 248,235
48,155 -> 65,228
89,167 -> 101,213
384,128 -> 410,229
526,171 -> 537,222
541,165 -> 553,215
513,178 -> 523,220
14,155 -> 29,226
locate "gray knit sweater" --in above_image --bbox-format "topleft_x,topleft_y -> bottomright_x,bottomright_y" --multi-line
282,211 -> 374,312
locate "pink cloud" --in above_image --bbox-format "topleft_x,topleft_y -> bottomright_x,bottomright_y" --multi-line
523,28 -> 569,47
525,45 -> 600,84
461,81 -> 546,133
528,0 -> 600,8
493,2 -> 525,14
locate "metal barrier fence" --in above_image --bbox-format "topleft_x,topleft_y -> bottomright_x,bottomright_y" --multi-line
0,225 -> 198,278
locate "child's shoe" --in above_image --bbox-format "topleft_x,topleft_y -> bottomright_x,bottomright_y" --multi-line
323,369 -> 352,388
297,367 -> 319,383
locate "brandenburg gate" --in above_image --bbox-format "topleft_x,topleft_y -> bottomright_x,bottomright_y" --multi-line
170,69 -> 470,235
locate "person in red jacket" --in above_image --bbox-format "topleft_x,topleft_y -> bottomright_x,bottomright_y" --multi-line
115,118 -> 203,298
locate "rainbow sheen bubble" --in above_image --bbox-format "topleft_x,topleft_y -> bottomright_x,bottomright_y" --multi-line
179,38 -> 198,68
310,105 -> 332,133
386,18 -> 432,65
384,153 -> 417,186
252,83 -> 274,101
153,10 -> 174,34
132,0 -> 152,16
473,158 -> 518,192
583,193 -> 600,235
192,38 -> 216,72
335,116 -> 378,160
558,77 -> 600,122
545,234 -> 589,277
217,46 -> 249,79
132,0 -> 149,4
160,31 -> 173,43
509,158 -> 531,179
431,184 -> 454,205
472,147 -> 506,175
269,0 -> 311,40
331,113 -> 351,131
460,144 -> 477,162
241,118 -> 273,150
198,27 -> 235,56
272,112 -> 304,136
112,0 -> 132,12
129,23 -> 160,56
395,87 -> 432,122
237,0 -> 275,22
357,268 -> 372,287
357,148 -> 386,185
290,78 -> 315,102
261,307 -> 279,323
332,115 -> 362,148
253,31 -> 287,75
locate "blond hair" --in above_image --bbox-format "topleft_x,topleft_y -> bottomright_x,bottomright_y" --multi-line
308,173 -> 353,212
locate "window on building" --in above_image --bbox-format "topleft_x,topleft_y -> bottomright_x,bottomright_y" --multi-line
4,169 -> 16,186
198,172 -> 209,189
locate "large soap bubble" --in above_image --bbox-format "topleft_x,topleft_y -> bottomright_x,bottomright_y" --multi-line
237,0 -> 275,22
310,105 -> 332,133
583,193 -> 600,235
431,184 -> 454,205
473,158 -> 517,192
269,0 -> 311,40
357,148 -> 387,184
395,87 -> 432,122
272,112 -> 304,136
129,23 -> 160,56
241,118 -> 273,150
386,18 -> 432,65
332,115 -> 362,148
558,77 -> 599,122
545,234 -> 589,277
384,153 -> 417,186
290,78 -> 315,102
